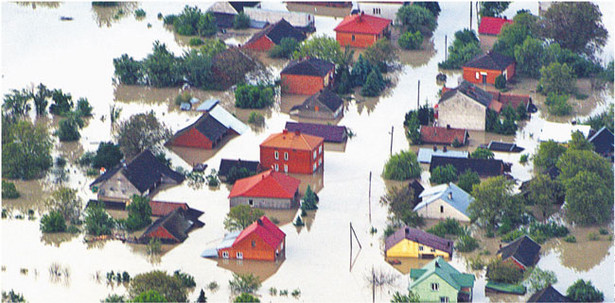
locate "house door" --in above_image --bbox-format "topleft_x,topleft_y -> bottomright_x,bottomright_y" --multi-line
482,74 -> 487,84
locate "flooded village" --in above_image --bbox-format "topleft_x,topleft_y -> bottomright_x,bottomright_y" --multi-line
1,1 -> 614,302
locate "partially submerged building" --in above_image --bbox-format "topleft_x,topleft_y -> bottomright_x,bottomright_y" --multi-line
218,159 -> 261,182
285,121 -> 348,143
281,58 -> 335,95
497,235 -> 541,270
462,51 -> 516,85
289,88 -> 344,120
228,170 -> 301,209
430,156 -> 509,177
260,129 -> 324,174
414,183 -> 473,222
409,257 -> 475,303
139,208 -> 204,244
385,226 -> 454,259
243,18 -> 306,51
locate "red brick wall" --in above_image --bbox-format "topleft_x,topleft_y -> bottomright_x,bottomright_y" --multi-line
260,143 -> 324,174
217,232 -> 285,261
281,74 -> 327,95
336,31 -> 378,48
462,67 -> 502,85
171,128 -> 213,149
243,35 -> 275,51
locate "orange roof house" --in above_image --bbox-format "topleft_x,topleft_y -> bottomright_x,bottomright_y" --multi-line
334,12 -> 391,48
202,216 -> 286,261
478,16 -> 513,36
260,129 -> 324,174
229,170 -> 301,209
420,125 -> 469,146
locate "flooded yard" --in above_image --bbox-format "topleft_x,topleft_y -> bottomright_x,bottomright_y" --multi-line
2,1 -> 613,302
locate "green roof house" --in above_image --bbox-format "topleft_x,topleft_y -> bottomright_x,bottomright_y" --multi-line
409,257 -> 475,303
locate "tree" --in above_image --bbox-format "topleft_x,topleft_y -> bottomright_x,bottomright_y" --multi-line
40,210 -> 67,233
31,83 -> 52,115
2,89 -> 31,122
527,174 -> 563,220
173,270 -> 196,288
84,203 -> 115,236
568,131 -> 594,151
470,147 -> 494,159
293,35 -> 343,64
75,98 -> 93,117
226,166 -> 254,184
563,171 -> 613,225
525,267 -> 557,293
438,29 -> 480,69
494,74 -> 506,89
514,37 -> 548,78
351,54 -> 374,87
132,290 -> 167,302
229,273 -> 261,294
2,120 -> 53,179
468,176 -> 523,230
233,12 -> 250,29
541,2 -> 608,57
49,89 -> 73,116
125,195 -> 152,231
269,37 -> 299,59
430,164 -> 458,184
396,5 -> 437,36
538,62 -> 576,95
113,54 -> 143,85
115,111 -> 171,159
92,142 -> 123,169
143,41 -> 182,87
234,84 -> 275,109
486,260 -> 523,284
198,39 -> 227,57
479,2 -> 510,17
129,271 -> 187,303
57,116 -> 82,141
380,186 -> 423,227
301,185 -> 319,210
398,31 -> 423,50
391,291 -> 421,303
360,69 -> 385,97
557,149 -> 613,185
413,2 -> 440,18
103,294 -> 125,302
197,289 -> 207,303
1,180 -> 20,199
46,187 -> 82,222
181,49 -> 213,90
382,150 -> 421,181
197,12 -> 217,37
457,169 -> 480,193
493,11 -> 539,58
566,279 -> 604,302
533,140 -> 566,173
223,205 -> 265,231
364,38 -> 398,72
234,293 -> 260,303
584,103 -> 614,133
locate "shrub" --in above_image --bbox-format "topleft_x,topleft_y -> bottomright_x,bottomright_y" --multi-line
269,37 -> 300,59
293,215 -> 304,226
566,279 -> 604,302
383,150 -> 421,180
398,31 -> 423,50
234,293 -> 260,303
427,218 -> 464,237
538,62 -> 576,95
430,164 -> 458,184
125,195 -> 152,231
189,38 -> 204,47
134,8 -> 146,18
229,273 -> 261,294
301,185 -> 319,210
456,235 -> 479,252
92,142 -> 123,170
468,256 -> 485,270
147,238 -> 162,255
360,69 -> 385,97
2,180 -> 20,199
235,84 -> 275,109
501,229 -> 527,242
545,92 -> 572,116
40,211 -> 67,233
173,270 -> 196,288
599,228 -> 609,235
563,235 -> 577,243
470,147 -> 494,159
486,260 -> 523,284
247,112 -> 265,125
206,170 -> 219,187
76,98 -> 93,117
519,154 -> 528,164
57,117 -> 82,141
2,290 -> 26,303
233,12 -> 250,29
84,204 -> 115,236
226,166 -> 255,184
452,138 -> 463,147
494,74 -> 507,89
457,169 -> 480,193
587,232 -> 599,241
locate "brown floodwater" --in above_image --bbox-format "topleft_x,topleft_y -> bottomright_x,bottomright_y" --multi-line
2,1 -> 614,302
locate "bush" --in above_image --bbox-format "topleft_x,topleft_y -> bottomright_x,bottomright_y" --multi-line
587,232 -> 599,241
235,83 -> 275,109
226,166 -> 255,184
398,31 -> 423,50
129,270 -> 188,302
247,112 -> 264,125
269,37 -> 300,59
470,147 -> 494,159
545,92 -> 572,116
438,29 -> 480,69
563,235 -> 577,243
147,238 -> 162,255
599,228 -> 609,235
167,6 -> 217,37
125,195 -> 152,231
538,62 -> 576,95
456,235 -> 479,252
189,38 -> 204,47
382,150 -> 421,180
173,270 -> 196,288
234,293 -> 260,303
2,290 -> 26,303
519,154 -> 528,164
134,8 -> 146,18
501,229 -> 527,242
396,4 -> 437,36
430,164 -> 458,184
427,218 -> 464,237
566,279 -> 604,302
92,142 -> 123,169
360,69 -> 385,97
233,12 -> 250,29
84,204 -> 115,236
40,211 -> 67,233
486,260 -> 523,284
452,138 -> 463,147
457,169 -> 480,193
229,273 -> 261,294
494,74 -> 506,89
76,98 -> 93,117
57,117 -> 82,141
2,180 -> 20,199
468,256 -> 485,270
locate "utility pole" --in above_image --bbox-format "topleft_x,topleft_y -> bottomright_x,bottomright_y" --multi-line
368,171 -> 372,224
417,80 -> 421,108
372,266 -> 376,303
444,35 -> 448,60
389,126 -> 394,156
470,2 -> 473,31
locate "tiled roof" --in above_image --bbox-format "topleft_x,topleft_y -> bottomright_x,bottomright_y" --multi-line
385,226 -> 454,255
260,130 -> 324,151
527,285 -> 568,303
430,156 -> 505,177
218,159 -> 261,178
334,13 -> 391,34
463,51 -> 515,71
196,98 -> 220,112
440,81 -> 494,108
497,235 -> 541,268
419,126 -> 468,145
488,91 -> 531,111
245,18 -> 306,46
141,208 -> 196,243
233,216 -> 285,249
417,148 -> 469,164
478,16 -> 513,35
415,183 -> 473,218
409,257 -> 475,291
281,58 -> 335,77
285,121 -> 347,143
228,170 -> 301,199
149,200 -> 188,217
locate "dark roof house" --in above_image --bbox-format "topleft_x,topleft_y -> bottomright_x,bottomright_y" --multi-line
243,18 -> 306,51
285,121 -> 347,143
218,159 -> 261,182
462,51 -> 516,85
441,81 -> 494,108
408,179 -> 424,204
430,156 -> 509,177
497,235 -> 541,270
482,141 -> 525,152
140,208 -> 204,244
168,114 -> 233,149
290,88 -> 344,120
527,285 -> 569,303
211,48 -> 256,90
587,127 -> 614,160
464,51 -> 515,72
148,200 -> 204,221
281,58 -> 335,77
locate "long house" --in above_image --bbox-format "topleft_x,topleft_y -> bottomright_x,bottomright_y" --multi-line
290,88 -> 344,120
228,170 -> 301,209
385,226 -> 454,259
243,18 -> 306,51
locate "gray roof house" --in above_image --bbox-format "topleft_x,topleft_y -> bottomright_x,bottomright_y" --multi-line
414,183 -> 473,222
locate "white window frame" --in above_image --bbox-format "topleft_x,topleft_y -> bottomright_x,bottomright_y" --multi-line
284,152 -> 288,161
313,162 -> 317,172
319,145 -> 322,154
284,164 -> 288,173
419,246 -> 424,251
236,252 -> 243,259
440,296 -> 449,303
475,72 -> 480,80
431,283 -> 439,291
274,150 -> 279,160
274,163 -> 279,172
222,251 -> 229,259
313,150 -> 317,160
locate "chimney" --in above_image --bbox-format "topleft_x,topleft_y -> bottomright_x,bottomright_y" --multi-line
446,124 -> 451,130
448,192 -> 452,200
433,145 -> 437,151
257,218 -> 263,225
443,146 -> 447,152
405,227 -> 410,236
294,130 -> 300,136
283,129 -> 288,134
315,105 -> 319,112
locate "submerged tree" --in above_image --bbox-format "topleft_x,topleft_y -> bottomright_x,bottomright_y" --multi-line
115,111 -> 171,159
223,205 -> 265,231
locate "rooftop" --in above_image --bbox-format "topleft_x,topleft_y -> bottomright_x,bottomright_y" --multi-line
228,170 -> 301,199
281,58 -> 335,77
260,129 -> 324,151
463,51 -> 515,71
415,183 -> 474,218
285,121 -> 347,143
478,16 -> 513,35
334,12 -> 391,34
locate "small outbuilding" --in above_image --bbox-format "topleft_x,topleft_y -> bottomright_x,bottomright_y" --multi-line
462,51 -> 516,85
587,126 -> 614,160
139,208 -> 204,244
168,114 -> 233,149
334,12 -> 391,48
290,88 -> 344,120
497,235 -> 541,270
281,58 -> 335,95
385,226 -> 454,259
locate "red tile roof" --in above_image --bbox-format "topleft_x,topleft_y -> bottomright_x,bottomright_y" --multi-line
478,16 -> 513,35
234,216 -> 285,249
488,91 -> 531,112
149,200 -> 189,217
260,130 -> 324,151
420,126 -> 468,145
228,170 -> 301,199
334,13 -> 391,34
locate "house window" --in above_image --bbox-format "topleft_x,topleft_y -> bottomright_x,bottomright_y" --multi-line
440,205 -> 444,213
319,145 -> 322,154
351,34 -> 355,41
419,246 -> 424,251
431,248 -> 436,253
249,199 -> 254,206
284,152 -> 289,160
313,150 -> 317,159
372,8 -> 381,14
313,162 -> 317,172
251,240 -> 256,247
318,157 -> 322,166
274,151 -> 279,160
475,72 -> 480,80
284,164 -> 288,173
440,297 -> 449,303
222,251 -> 229,259
274,163 -> 279,171
236,252 -> 243,259
431,283 -> 439,291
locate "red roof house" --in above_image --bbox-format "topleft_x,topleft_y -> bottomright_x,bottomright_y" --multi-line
139,208 -> 204,244
280,58 -> 335,95
229,170 -> 301,209
243,18 -> 306,51
420,126 -> 469,146
168,114 -> 235,149
462,51 -> 516,85
217,216 -> 286,261
334,12 -> 391,48
260,129 -> 324,174
478,16 -> 513,36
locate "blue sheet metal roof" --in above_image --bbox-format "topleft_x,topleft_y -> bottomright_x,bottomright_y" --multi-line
209,105 -> 248,135
196,98 -> 220,112
417,148 -> 469,164
415,183 -> 473,218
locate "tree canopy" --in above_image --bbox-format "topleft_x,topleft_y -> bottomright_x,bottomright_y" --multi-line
92,142 -> 123,169
479,2 -> 510,17
129,271 -> 188,303
293,35 -> 343,65
2,120 -> 53,179
468,176 -> 524,231
115,111 -> 171,159
223,205 -> 265,231
533,140 -> 566,173
538,62 -> 576,95
125,195 -> 152,231
457,169 -> 480,193
383,150 -> 421,181
84,203 -> 115,236
430,164 -> 458,184
396,5 -> 437,37
380,186 -> 423,227
566,279 -> 604,302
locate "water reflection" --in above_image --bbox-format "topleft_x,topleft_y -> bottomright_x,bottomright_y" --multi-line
548,227 -> 612,272
213,258 -> 284,282
41,232 -> 79,247
91,2 -> 138,28
15,2 -> 61,10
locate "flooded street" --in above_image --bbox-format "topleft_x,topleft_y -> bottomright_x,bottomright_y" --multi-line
2,1 -> 614,302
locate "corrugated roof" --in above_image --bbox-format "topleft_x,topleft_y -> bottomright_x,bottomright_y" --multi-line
281,58 -> 335,77
417,148 -> 469,164
334,13 -> 391,34
209,105 -> 248,135
478,16 -> 513,35
196,98 -> 220,112
463,51 -> 515,71
228,170 -> 301,199
233,216 -> 285,249
260,130 -> 324,151
415,183 -> 473,218
285,121 -> 347,143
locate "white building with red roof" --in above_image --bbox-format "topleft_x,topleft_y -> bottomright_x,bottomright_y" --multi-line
228,170 -> 301,209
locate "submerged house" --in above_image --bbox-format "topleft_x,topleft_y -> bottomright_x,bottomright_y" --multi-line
244,7 -> 315,31
281,58 -> 335,95
487,91 -> 536,114
409,257 -> 475,303
290,88 -> 344,120
480,141 -> 524,153
385,226 -> 454,259
419,126 -> 469,146
139,208 -> 204,244
218,159 -> 261,182
417,147 -> 469,164
168,114 -> 233,149
285,121 -> 348,143
207,2 -> 264,29
437,81 -> 494,131
243,18 -> 306,51
497,235 -> 541,270
260,129 -> 324,174
462,51 -> 516,85
201,216 -> 286,261
414,183 -> 473,222
527,285 -> 569,303
89,150 -> 185,204
430,156 -> 509,177
211,48 -> 256,90
148,200 -> 204,219
354,2 -> 404,25
478,16 -> 513,49
334,12 -> 391,48
587,126 -> 614,160
228,170 -> 301,209
538,121 -> 591,143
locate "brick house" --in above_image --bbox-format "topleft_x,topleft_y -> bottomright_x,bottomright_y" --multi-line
243,18 -> 306,51
280,58 -> 335,95
334,12 -> 391,48
462,51 -> 515,85
497,235 -> 541,270
260,129 -> 324,174
289,88 -> 344,120
139,208 -> 204,244
168,114 -> 232,149
229,170 -> 301,209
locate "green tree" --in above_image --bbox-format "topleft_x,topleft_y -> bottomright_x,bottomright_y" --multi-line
234,293 -> 260,303
457,169 -> 480,193
173,270 -> 196,288
396,4 -> 437,36
486,259 -> 523,284
479,2 -> 510,17
293,35 -> 343,64
494,74 -> 506,89
46,187 -> 82,222
197,12 -> 217,37
492,11 -> 539,58
125,195 -> 152,231
525,267 -> 557,293
233,12 -> 250,29
1,180 -> 20,199
566,279 -> 604,302
383,150 -> 421,181
226,166 -> 255,184
49,89 -> 73,116
92,142 -> 124,169
380,186 -> 423,227
115,111 -> 171,159
132,290 -> 167,302
199,39 -> 227,57
234,84 -> 275,109
223,205 -> 265,231
538,62 -> 576,95
181,49 -> 213,90
103,294 -> 125,302
75,98 -> 93,117
584,103 -> 614,133
129,271 -> 187,303
527,174 -> 563,220
229,273 -> 261,294
84,203 -> 115,236
197,289 -> 207,303
2,89 -> 31,123
563,171 -> 613,225
398,31 -> 423,50
513,37 -> 549,78
360,69 -> 385,97
533,140 -> 567,173
430,164 -> 458,184
351,54 -> 374,87
2,120 -> 53,179
468,176 -> 523,230
40,210 -> 67,233
31,83 -> 52,116
557,149 -> 613,184
113,54 -> 143,85
541,2 -> 608,57
438,29 -> 480,69
269,37 -> 300,59
568,131 -> 594,151
143,41 -> 182,87
301,185 -> 319,210
470,147 -> 494,159
413,2 -> 440,17
364,38 -> 398,72
391,291 -> 420,303
57,116 -> 82,141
